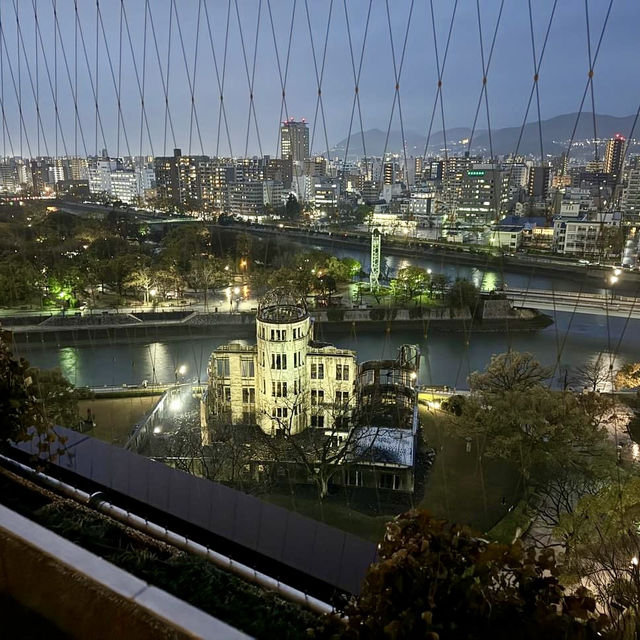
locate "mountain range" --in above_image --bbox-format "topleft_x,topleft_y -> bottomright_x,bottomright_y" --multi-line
327,113 -> 638,159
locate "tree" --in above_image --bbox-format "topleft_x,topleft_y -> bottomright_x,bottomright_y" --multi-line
0,341 -> 81,454
189,257 -> 228,310
447,277 -> 480,311
324,256 -> 360,283
453,385 -> 609,485
615,362 -> 640,390
394,266 -> 430,300
430,273 -> 449,299
318,510 -> 606,639
556,475 -> 640,635
284,193 -> 302,220
259,394 -> 379,500
353,204 -> 373,225
469,351 -> 552,393
161,225 -> 210,274
126,266 -> 155,305
525,439 -> 618,549
27,366 -> 82,428
0,340 -> 48,447
575,353 -> 612,393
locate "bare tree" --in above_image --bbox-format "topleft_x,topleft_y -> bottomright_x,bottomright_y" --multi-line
575,353 -> 612,393
260,394 -> 380,500
189,257 -> 227,311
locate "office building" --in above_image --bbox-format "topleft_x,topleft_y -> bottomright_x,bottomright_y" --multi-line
456,165 -> 510,225
227,180 -> 283,219
280,118 -> 309,163
527,166 -> 552,200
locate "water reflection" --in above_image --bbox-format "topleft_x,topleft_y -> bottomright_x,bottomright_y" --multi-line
17,311 -> 640,390
59,347 -> 80,386
305,242 -> 605,294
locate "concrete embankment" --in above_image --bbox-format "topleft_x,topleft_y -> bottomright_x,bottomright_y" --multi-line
5,301 -> 551,347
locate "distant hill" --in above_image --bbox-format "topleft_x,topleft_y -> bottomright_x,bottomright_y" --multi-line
327,113 -> 638,159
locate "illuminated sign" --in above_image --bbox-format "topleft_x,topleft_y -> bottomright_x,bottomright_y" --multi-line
467,170 -> 485,176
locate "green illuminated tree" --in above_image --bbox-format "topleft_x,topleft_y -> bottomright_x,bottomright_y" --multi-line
394,266 -> 431,300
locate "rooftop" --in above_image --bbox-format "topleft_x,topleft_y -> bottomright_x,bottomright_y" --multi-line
351,427 -> 415,467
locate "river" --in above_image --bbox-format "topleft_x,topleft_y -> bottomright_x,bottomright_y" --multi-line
13,310 -> 638,390
11,240 -> 636,389
297,240 -> 609,294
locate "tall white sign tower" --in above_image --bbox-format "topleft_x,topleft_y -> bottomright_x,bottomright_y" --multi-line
370,228 -> 381,291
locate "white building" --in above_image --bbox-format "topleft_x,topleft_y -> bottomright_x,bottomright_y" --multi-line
88,159 -> 117,196
110,170 -> 138,204
623,167 -> 640,219
368,207 -> 417,236
489,226 -> 523,251
227,180 -> 284,219
553,212 -> 622,255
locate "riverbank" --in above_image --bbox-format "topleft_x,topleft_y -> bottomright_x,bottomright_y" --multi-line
209,223 -> 640,294
5,301 -> 552,346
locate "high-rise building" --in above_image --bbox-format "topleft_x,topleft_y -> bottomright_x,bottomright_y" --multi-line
623,166 -> 640,218
383,161 -> 395,185
0,163 -> 18,193
303,156 -> 327,177
527,166 -> 552,200
441,154 -> 480,215
110,170 -> 138,204
604,133 -> 626,182
88,158 -> 117,195
457,165 -> 510,225
280,118 -> 309,163
154,148 -> 219,209
413,157 -> 423,184
313,178 -> 340,214
227,180 -> 284,218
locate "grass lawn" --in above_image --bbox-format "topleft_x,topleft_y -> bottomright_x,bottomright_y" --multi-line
79,395 -> 161,445
418,406 -> 521,533
262,492 -> 390,543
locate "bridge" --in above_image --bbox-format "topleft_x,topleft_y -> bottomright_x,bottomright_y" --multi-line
505,288 -> 640,319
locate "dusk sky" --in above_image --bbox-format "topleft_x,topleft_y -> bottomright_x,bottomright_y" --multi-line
0,0 -> 638,158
